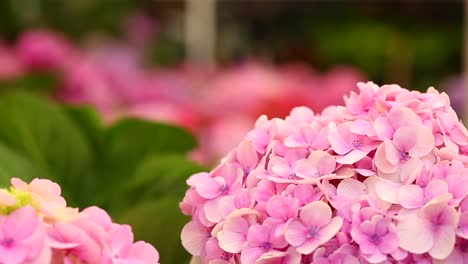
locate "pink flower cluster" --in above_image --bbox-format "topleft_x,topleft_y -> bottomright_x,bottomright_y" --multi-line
180,82 -> 468,263
0,29 -> 363,163
0,178 -> 159,264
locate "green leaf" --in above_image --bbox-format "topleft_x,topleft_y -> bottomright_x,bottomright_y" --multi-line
118,197 -> 191,264
105,118 -> 197,156
63,105 -> 104,153
116,154 -> 204,209
0,92 -> 96,206
0,143 -> 37,187
0,73 -> 59,93
100,119 -> 197,192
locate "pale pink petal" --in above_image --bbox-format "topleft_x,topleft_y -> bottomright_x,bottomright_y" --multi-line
336,149 -> 368,165
266,196 -> 297,221
328,123 -> 352,155
316,154 -> 336,175
29,178 -> 62,200
218,217 -> 249,253
284,220 -> 307,246
109,225 -> 133,253
388,107 -> 421,129
296,238 -> 322,255
374,143 -> 398,174
3,206 -> 39,240
399,157 -> 423,184
10,178 -> 28,191
270,158 -> 292,177
336,178 -> 365,199
397,213 -> 433,254
181,221 -> 209,256
425,179 -> 449,200
393,126 -> 419,154
375,179 -> 400,204
429,226 -> 456,260
240,246 -> 264,264
300,201 -> 332,228
236,140 -> 258,171
457,213 -> 468,239
204,198 -> 226,223
0,244 -> 28,264
373,117 -> 394,140
293,159 -> 317,179
317,217 -> 343,243
397,185 -> 424,208
407,126 -> 435,157
195,178 -> 222,199
123,241 -> 160,263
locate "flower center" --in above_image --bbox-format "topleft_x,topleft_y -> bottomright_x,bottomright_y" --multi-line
260,241 -> 272,251
352,139 -> 363,149
221,252 -> 231,260
307,226 -> 319,238
218,184 -> 229,194
399,151 -> 410,161
369,234 -> 381,245
1,238 -> 14,248
289,173 -> 300,180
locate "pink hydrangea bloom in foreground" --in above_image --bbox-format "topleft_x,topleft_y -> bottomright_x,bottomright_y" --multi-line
0,178 -> 159,264
181,82 -> 468,263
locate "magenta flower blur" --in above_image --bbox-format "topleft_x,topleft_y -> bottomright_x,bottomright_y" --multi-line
0,178 -> 159,264
181,82 -> 468,263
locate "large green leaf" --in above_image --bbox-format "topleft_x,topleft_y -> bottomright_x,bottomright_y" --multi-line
100,119 -> 197,193
0,143 -> 37,187
104,118 -> 196,157
116,154 -> 203,210
0,73 -> 58,94
63,105 -> 105,153
118,197 -> 192,264
0,92 -> 97,206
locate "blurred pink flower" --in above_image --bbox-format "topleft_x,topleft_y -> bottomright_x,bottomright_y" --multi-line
16,30 -> 75,71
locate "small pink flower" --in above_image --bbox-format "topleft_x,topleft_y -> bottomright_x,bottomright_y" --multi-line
201,237 -> 234,263
240,223 -> 288,264
373,106 -> 422,140
293,150 -> 336,179
328,122 -> 380,165
284,124 -> 329,150
374,124 -> 434,180
397,195 -> 459,259
351,214 -> 399,263
437,109 -> 468,151
284,201 -> 343,254
188,165 -> 242,200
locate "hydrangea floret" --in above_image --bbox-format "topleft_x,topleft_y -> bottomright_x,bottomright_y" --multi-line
180,82 -> 468,263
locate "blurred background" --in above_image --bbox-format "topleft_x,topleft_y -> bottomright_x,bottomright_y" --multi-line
0,0 -> 464,263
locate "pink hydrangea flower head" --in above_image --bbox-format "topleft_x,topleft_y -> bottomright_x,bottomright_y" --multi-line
181,82 -> 468,263
0,178 -> 159,264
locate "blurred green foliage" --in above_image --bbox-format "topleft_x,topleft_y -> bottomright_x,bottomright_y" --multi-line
0,89 -> 202,263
